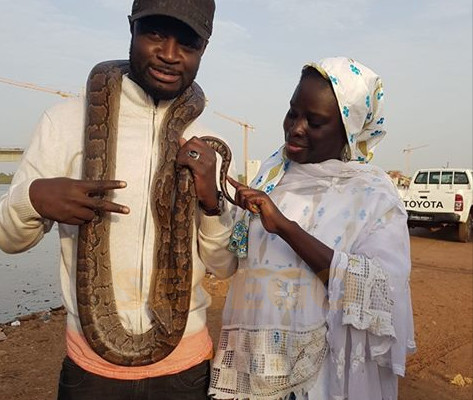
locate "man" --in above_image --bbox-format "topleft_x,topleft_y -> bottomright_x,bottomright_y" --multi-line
0,1 -> 236,399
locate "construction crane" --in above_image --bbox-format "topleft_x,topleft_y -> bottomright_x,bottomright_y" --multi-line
0,77 -> 79,159
214,111 -> 255,184
402,144 -> 429,177
0,76 -> 79,98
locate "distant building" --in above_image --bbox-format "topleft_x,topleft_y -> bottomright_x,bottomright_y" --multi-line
387,170 -> 411,188
387,170 -> 411,199
0,148 -> 23,162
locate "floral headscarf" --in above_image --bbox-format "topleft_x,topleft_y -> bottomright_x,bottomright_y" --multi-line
229,57 -> 387,257
307,56 -> 386,162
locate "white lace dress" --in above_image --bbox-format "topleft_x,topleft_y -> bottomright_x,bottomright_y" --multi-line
209,160 -> 416,400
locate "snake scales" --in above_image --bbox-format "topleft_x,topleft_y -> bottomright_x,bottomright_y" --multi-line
77,60 -> 235,366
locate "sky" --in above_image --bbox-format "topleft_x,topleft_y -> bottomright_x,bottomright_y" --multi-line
0,0 -> 471,177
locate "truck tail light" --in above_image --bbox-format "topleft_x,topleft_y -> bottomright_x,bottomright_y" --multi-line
455,194 -> 464,211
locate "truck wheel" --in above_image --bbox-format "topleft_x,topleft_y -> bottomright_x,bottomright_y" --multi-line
458,211 -> 472,242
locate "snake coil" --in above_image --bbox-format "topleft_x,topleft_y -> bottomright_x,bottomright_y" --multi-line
77,60 -> 234,366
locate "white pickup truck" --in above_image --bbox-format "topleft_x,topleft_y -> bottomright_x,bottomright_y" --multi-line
402,168 -> 473,242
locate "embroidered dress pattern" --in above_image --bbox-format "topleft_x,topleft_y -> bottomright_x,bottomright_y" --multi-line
210,326 -> 328,400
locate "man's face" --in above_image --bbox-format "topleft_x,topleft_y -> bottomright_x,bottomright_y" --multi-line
129,16 -> 207,101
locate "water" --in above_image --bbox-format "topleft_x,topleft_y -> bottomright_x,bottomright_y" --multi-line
0,184 -> 62,323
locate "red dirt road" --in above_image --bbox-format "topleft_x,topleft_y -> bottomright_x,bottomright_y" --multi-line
0,228 -> 472,399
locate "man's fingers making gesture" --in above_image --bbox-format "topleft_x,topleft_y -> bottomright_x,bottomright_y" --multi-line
30,178 -> 129,225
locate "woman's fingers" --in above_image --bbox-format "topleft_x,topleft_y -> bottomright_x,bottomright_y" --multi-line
242,193 -> 262,214
226,176 -> 262,213
226,175 -> 243,189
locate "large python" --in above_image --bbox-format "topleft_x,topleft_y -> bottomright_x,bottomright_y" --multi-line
77,60 -> 235,366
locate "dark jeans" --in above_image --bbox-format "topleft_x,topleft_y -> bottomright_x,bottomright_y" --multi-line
57,356 -> 210,400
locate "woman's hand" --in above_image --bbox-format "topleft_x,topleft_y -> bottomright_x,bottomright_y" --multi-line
228,176 -> 334,274
228,176 -> 334,275
227,176 -> 290,235
177,137 -> 219,210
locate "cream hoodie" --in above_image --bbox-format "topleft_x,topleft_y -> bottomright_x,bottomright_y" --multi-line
0,75 -> 237,377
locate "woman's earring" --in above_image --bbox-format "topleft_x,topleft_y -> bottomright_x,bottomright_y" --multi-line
341,144 -> 351,162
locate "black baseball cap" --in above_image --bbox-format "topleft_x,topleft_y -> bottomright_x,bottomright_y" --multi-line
129,0 -> 215,40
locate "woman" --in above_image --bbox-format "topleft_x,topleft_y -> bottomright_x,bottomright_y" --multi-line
208,57 -> 416,400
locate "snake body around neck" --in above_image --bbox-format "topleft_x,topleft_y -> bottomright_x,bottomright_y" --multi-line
76,60 -> 234,366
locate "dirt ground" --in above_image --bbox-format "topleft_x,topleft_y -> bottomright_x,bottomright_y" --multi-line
0,228 -> 472,400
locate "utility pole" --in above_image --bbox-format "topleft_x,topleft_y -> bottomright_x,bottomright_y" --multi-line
214,111 -> 255,184
402,144 -> 429,177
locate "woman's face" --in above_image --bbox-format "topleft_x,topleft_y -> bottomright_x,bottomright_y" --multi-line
283,74 -> 347,164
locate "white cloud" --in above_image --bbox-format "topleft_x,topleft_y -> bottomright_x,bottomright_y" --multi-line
97,0 -> 130,13
0,1 -> 129,89
226,0 -> 375,31
213,20 -> 252,44
0,0 -> 470,173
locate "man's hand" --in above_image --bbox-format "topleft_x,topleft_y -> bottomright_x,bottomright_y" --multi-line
177,137 -> 219,210
29,178 -> 129,225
